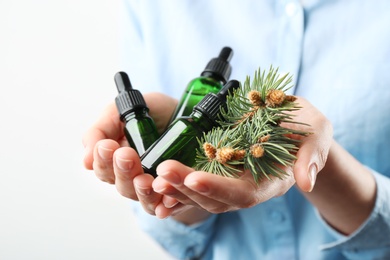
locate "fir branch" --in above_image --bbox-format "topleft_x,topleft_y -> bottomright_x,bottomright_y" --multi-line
194,67 -> 311,184
195,128 -> 245,178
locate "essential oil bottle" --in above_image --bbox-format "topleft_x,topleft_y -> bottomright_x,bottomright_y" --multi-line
141,80 -> 240,177
169,47 -> 233,123
114,71 -> 159,155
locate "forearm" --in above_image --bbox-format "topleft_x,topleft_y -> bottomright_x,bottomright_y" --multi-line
303,140 -> 376,235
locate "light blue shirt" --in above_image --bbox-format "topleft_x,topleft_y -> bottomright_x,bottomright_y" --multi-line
121,0 -> 390,259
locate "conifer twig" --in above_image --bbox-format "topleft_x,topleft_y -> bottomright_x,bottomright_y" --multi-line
194,66 -> 310,183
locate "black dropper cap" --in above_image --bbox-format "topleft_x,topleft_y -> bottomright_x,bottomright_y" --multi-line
201,47 -> 233,84
114,71 -> 148,121
194,80 -> 240,122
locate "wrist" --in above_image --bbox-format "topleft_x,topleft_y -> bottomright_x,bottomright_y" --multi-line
302,140 -> 376,234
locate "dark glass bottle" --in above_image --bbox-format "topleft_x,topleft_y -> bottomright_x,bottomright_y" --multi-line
114,71 -> 159,155
169,47 -> 233,123
141,80 -> 240,177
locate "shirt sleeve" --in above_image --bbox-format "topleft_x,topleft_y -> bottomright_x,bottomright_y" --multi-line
131,202 -> 218,259
318,170 -> 390,259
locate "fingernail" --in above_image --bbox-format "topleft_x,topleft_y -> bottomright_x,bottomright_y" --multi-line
115,156 -> 134,171
158,171 -> 181,185
185,181 -> 209,194
153,186 -> 167,194
308,164 -> 317,192
97,145 -> 113,160
163,198 -> 179,208
165,201 -> 179,208
135,184 -> 151,196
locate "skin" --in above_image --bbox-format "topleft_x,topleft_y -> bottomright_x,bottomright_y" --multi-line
82,93 -> 376,235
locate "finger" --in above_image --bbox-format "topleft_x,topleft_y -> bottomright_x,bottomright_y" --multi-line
183,171 -> 258,209
154,202 -> 190,219
153,173 -> 201,208
82,103 -> 124,170
156,161 -> 230,213
92,139 -> 120,184
113,147 -> 145,200
185,170 -> 295,209
133,174 -> 163,215
162,196 -> 179,208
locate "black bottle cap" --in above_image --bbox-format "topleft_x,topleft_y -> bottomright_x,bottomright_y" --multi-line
201,47 -> 233,84
194,80 -> 240,121
114,71 -> 147,121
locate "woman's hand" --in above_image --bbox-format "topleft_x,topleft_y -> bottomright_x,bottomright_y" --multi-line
84,93 -> 373,234
151,97 -> 334,223
82,92 -> 179,215
82,95 -> 333,223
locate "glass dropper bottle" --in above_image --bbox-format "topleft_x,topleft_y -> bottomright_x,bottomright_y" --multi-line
114,71 -> 159,155
141,80 -> 240,177
169,47 -> 233,123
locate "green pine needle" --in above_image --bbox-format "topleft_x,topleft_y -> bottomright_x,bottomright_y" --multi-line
194,66 -> 310,183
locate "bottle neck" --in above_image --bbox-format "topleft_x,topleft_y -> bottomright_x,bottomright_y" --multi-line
200,71 -> 225,84
122,107 -> 149,122
190,110 -> 218,131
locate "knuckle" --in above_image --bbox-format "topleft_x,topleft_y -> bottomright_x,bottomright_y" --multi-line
318,147 -> 328,167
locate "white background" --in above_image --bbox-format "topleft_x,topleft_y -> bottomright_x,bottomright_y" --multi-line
0,1 -> 171,259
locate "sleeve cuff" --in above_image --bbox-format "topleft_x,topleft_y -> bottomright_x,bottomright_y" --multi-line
317,170 -> 390,258
131,202 -> 217,259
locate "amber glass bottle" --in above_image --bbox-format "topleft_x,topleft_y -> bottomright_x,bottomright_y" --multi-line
114,71 -> 159,155
141,80 -> 240,177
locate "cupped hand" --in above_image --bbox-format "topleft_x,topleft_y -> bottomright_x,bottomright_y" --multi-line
83,93 -> 332,222
152,97 -> 333,221
82,92 -> 178,214
152,160 -> 296,221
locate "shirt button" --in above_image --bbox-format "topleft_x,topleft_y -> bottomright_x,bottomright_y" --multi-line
285,2 -> 298,16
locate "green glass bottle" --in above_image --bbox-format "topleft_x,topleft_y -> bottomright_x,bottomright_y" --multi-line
114,71 -> 159,155
169,47 -> 233,123
141,80 -> 240,177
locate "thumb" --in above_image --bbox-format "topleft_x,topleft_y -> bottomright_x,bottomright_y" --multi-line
285,97 -> 333,192
293,133 -> 331,192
